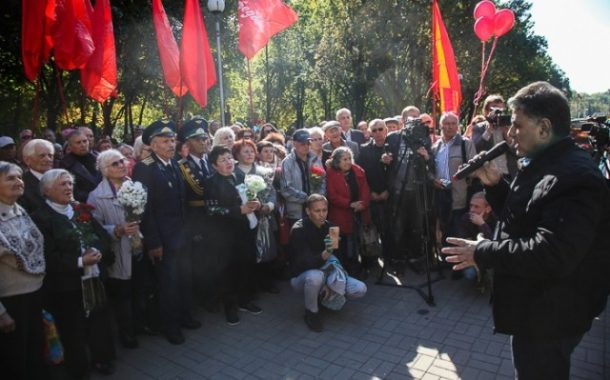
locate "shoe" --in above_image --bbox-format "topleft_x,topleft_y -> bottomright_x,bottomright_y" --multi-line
238,302 -> 262,315
136,325 -> 160,336
165,329 -> 185,345
304,309 -> 323,332
93,362 -> 115,376
119,334 -> 139,349
181,319 -> 202,330
226,307 -> 240,326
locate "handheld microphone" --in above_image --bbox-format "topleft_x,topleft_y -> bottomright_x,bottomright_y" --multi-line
452,141 -> 509,181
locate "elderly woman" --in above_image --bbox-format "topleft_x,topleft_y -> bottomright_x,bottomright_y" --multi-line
31,169 -> 114,377
212,126 -> 236,149
308,126 -> 325,160
326,147 -> 371,276
233,139 -> 279,293
0,162 -> 46,379
87,150 -> 141,349
203,146 -> 262,326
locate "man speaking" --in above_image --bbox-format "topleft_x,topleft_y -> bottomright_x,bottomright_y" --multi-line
442,82 -> 609,379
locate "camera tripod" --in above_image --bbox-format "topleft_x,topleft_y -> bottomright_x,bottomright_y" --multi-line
376,138 -> 443,306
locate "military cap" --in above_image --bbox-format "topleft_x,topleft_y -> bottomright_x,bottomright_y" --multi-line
142,120 -> 176,145
178,118 -> 209,142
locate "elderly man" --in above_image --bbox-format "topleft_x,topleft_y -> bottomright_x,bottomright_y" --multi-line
60,130 -> 100,202
132,121 -> 199,345
336,108 -> 366,145
18,139 -> 55,213
289,194 -> 367,332
431,112 -> 476,244
321,121 -> 360,163
280,129 -> 326,227
78,126 -> 97,155
443,82 -> 610,379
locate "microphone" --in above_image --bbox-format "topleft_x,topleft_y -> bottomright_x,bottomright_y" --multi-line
452,141 -> 509,181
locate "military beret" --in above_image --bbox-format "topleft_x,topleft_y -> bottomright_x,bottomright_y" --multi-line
178,118 -> 209,142
142,120 -> 176,145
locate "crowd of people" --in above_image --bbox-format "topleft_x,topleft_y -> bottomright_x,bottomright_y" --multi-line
1,82 -> 608,379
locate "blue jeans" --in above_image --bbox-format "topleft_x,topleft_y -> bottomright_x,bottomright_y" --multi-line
290,269 -> 367,312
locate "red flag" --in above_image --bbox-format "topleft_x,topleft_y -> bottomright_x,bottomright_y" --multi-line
22,0 -> 49,81
43,0 -> 57,62
180,0 -> 216,108
53,0 -> 95,70
152,0 -> 187,97
432,0 -> 462,114
80,0 -> 117,103
238,0 -> 298,60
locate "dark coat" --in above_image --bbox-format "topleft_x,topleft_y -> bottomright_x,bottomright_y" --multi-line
343,129 -> 367,145
18,171 -> 45,214
31,202 -> 112,293
60,153 -> 101,202
288,217 -> 329,277
178,155 -> 211,237
357,140 -> 388,194
474,138 -> 610,339
132,153 -> 186,252
326,164 -> 371,234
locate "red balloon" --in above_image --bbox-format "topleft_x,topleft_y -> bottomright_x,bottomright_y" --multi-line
474,1 -> 496,20
474,16 -> 494,42
494,9 -> 515,37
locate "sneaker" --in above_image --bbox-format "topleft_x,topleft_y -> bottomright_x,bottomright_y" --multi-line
304,309 -> 323,332
238,302 -> 262,315
226,307 -> 240,326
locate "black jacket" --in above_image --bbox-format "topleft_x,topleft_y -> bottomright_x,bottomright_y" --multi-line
18,171 -> 45,214
60,153 -> 101,202
288,217 -> 329,277
475,138 -> 610,338
132,153 -> 186,252
31,202 -> 112,293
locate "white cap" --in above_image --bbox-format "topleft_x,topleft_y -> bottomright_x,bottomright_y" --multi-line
0,136 -> 16,148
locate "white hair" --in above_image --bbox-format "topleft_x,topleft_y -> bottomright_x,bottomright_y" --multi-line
307,126 -> 324,139
335,108 -> 351,120
212,127 -> 236,147
22,139 -> 54,159
96,149 -> 124,177
40,169 -> 73,198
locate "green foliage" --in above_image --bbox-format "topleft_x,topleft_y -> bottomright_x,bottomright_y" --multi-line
0,0 -> 572,138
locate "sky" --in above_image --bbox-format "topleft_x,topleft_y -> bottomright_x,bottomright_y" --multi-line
529,0 -> 610,94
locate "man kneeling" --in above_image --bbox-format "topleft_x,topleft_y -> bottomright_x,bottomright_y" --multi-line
289,194 -> 367,332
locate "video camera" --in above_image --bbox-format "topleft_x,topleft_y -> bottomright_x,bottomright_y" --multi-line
402,118 -> 431,150
486,107 -> 512,127
570,115 -> 610,159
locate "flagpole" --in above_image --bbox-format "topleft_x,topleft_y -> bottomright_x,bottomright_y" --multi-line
208,1 -> 226,127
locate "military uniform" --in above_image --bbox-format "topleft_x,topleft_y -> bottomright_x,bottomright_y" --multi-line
132,121 -> 194,344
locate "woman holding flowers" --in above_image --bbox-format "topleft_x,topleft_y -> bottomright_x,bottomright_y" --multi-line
326,147 -> 371,277
87,149 -> 143,349
233,139 -> 279,293
31,169 -> 114,377
203,146 -> 262,326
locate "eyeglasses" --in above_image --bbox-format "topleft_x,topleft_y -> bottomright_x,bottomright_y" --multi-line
370,128 -> 385,133
109,158 -> 126,167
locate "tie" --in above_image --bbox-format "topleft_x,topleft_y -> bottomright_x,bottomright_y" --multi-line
166,163 -> 178,182
200,159 -> 209,178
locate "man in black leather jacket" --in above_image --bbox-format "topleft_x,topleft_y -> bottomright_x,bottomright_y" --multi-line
443,82 -> 610,379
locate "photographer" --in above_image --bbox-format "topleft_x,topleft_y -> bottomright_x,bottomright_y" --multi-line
382,112 -> 434,267
471,94 -> 518,179
443,82 -> 610,379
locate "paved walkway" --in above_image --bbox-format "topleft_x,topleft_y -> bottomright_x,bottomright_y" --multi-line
96,269 -> 609,379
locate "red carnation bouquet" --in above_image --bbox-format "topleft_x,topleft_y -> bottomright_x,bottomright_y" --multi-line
73,203 -> 98,248
310,165 -> 325,194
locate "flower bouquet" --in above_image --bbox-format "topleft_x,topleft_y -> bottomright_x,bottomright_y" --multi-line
310,165 -> 325,194
237,174 -> 267,229
73,203 -> 106,315
117,180 -> 148,253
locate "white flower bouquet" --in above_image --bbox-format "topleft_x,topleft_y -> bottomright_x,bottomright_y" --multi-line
244,174 -> 267,200
116,180 -> 148,252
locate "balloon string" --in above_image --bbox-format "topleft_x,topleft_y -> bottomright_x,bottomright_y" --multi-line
473,38 -> 498,113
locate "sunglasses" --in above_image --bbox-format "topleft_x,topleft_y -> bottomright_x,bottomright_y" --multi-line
109,158 -> 126,167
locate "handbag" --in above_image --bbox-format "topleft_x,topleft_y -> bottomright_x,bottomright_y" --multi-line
42,310 -> 64,365
359,223 -> 382,257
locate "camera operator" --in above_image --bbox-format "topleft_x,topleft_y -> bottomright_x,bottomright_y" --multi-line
471,94 -> 518,179
381,108 -> 434,269
431,112 -> 476,248
442,82 -> 610,379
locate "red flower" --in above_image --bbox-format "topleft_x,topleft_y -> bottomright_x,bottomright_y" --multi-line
311,166 -> 325,176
